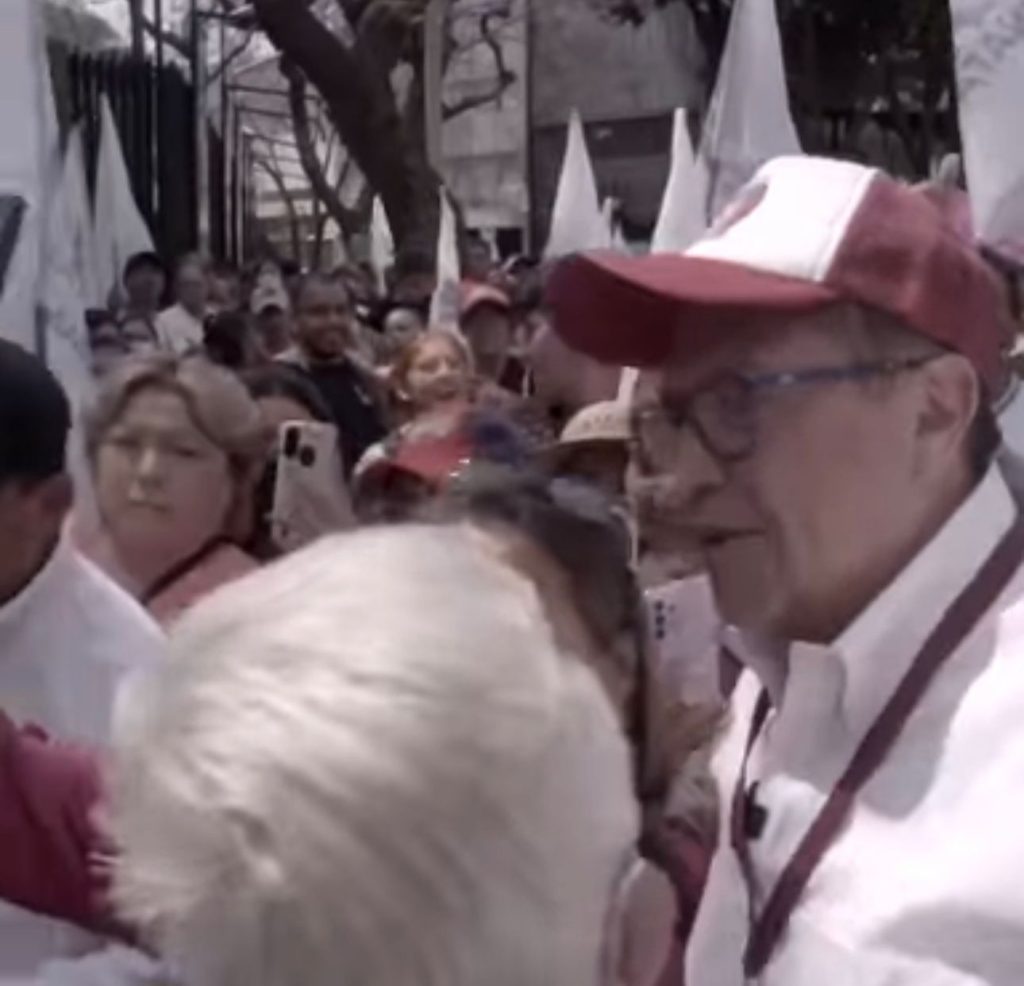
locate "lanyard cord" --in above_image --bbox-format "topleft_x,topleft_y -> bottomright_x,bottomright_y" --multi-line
729,513 -> 1024,978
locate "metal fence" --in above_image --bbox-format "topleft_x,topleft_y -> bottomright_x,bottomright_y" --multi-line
48,43 -> 249,267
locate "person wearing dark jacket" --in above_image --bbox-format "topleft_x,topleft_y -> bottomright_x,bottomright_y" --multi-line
277,273 -> 387,475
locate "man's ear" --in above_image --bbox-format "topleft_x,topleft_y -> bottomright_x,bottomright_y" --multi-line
35,473 -> 73,524
915,354 -> 980,469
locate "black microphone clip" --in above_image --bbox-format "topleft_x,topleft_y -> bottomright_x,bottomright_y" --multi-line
744,782 -> 768,841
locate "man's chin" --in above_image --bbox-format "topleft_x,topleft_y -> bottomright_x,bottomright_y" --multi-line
706,570 -> 782,636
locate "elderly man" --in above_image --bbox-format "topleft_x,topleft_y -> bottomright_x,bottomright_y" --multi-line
548,156 -> 1024,985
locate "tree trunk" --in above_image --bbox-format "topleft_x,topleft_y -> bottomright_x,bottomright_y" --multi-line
251,0 -> 440,266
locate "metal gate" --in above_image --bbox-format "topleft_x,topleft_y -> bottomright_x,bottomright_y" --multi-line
48,43 -> 249,266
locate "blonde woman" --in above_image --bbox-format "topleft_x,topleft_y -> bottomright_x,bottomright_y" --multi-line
356,329 -> 476,479
83,354 -> 268,626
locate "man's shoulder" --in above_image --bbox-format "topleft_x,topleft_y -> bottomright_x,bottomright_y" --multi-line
58,551 -> 166,667
275,347 -> 308,370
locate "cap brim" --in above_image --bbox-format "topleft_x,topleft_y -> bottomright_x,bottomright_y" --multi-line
546,252 -> 842,367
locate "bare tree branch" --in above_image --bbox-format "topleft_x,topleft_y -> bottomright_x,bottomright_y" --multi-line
139,13 -> 191,57
253,151 -> 303,260
442,12 -> 516,121
210,27 -> 258,82
282,61 -> 372,239
251,0 -> 440,258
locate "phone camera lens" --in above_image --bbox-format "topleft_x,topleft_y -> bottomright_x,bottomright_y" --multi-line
299,446 -> 317,468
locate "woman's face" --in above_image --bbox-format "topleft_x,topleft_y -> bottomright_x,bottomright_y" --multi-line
403,337 -> 470,412
96,388 -> 235,573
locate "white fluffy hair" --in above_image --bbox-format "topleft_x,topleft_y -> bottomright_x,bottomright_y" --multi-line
109,524 -> 637,986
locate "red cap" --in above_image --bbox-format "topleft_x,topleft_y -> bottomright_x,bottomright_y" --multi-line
461,282 -> 511,317
546,156 -> 1012,387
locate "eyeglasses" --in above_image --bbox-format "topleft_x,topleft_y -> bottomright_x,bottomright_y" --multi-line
632,356 -> 934,470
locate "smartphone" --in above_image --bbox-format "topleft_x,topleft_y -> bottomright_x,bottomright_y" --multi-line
644,575 -> 722,704
271,421 -> 355,553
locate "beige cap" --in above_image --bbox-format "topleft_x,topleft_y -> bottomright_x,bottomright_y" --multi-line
558,400 -> 630,448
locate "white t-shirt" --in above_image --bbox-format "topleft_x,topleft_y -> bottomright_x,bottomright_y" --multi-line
155,304 -> 204,356
0,537 -> 165,980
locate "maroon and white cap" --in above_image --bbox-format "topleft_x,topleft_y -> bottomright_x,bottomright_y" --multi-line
547,156 -> 1011,387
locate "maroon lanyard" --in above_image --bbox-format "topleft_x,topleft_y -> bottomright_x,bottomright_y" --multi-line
729,513 -> 1024,979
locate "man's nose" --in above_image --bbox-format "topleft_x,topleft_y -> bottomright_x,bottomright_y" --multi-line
631,425 -> 726,512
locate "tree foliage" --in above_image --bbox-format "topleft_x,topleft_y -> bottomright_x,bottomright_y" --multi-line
590,0 -> 959,176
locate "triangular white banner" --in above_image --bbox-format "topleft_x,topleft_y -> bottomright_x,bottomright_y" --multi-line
0,0 -> 96,528
652,109 -> 707,252
544,110 -> 611,259
64,125 -> 102,309
951,0 -> 1024,263
0,0 -> 54,353
92,98 -> 155,309
698,0 -> 801,224
370,196 -> 394,294
429,186 -> 461,330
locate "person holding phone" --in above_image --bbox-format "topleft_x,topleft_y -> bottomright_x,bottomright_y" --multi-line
242,365 -> 354,557
278,273 -> 388,476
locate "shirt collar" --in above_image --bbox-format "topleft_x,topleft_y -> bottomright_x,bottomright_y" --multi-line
834,464 -> 1016,730
722,465 -> 1017,733
0,535 -> 69,636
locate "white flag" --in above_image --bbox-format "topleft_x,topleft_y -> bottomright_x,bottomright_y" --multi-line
951,0 -> 1024,263
92,98 -> 155,308
0,0 -> 96,518
429,187 -> 461,330
370,197 -> 394,294
544,110 -> 611,259
652,109 -> 707,252
43,133 -> 99,526
0,0 -> 54,353
63,126 -> 102,308
698,0 -> 801,223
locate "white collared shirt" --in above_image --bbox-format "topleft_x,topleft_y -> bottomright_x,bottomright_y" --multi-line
0,537 -> 165,980
688,466 -> 1024,985
154,303 -> 204,355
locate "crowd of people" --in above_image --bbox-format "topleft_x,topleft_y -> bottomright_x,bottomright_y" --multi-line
3,152 -> 1024,986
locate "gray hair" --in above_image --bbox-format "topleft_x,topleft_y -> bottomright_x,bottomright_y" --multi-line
831,303 -> 1001,479
428,467 -> 720,828
109,524 -> 636,986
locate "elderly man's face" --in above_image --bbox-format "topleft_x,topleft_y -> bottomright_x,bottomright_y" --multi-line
636,312 -> 963,642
